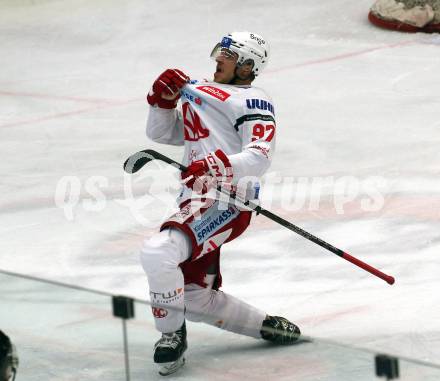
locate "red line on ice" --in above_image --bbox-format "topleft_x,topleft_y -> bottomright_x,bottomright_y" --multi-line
266,40 -> 416,74
0,90 -> 118,104
0,96 -> 142,128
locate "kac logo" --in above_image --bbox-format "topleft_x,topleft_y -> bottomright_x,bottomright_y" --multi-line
182,102 -> 209,141
152,307 -> 168,318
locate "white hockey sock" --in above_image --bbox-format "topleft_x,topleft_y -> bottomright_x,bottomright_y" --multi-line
140,228 -> 191,333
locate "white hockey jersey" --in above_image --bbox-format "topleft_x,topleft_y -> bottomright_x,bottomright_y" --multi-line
146,80 -> 276,203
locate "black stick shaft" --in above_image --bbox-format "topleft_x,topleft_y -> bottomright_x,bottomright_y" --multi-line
124,149 -> 395,285
254,207 -> 394,284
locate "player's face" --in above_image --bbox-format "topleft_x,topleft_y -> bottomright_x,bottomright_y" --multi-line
213,49 -> 238,84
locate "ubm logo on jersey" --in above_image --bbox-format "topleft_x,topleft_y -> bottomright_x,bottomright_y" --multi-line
246,99 -> 275,115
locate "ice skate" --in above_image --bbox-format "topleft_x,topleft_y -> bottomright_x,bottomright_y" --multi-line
260,315 -> 301,345
154,321 -> 187,376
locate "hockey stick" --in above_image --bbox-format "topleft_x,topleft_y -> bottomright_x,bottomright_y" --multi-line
124,149 -> 395,285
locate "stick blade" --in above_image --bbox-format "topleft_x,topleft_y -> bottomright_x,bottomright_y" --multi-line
123,150 -> 157,173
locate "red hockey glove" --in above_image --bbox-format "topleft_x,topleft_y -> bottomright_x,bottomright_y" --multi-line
182,149 -> 233,193
147,69 -> 189,109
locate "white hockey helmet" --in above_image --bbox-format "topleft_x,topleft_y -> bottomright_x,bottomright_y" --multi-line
210,31 -> 270,77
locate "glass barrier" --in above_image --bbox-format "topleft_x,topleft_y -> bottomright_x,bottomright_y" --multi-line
1,270 -> 439,381
398,358 -> 440,381
126,306 -> 440,381
0,272 -> 126,381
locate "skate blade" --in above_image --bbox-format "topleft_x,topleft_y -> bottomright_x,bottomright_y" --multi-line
158,356 -> 185,376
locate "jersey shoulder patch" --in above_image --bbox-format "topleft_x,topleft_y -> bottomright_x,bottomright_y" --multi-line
196,85 -> 231,102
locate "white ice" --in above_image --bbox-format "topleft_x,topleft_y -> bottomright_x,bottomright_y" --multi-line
1,0 -> 440,380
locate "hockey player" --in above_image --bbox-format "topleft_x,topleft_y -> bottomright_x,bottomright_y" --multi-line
141,32 -> 301,376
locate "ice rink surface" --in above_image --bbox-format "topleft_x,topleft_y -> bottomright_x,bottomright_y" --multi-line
1,0 -> 440,379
